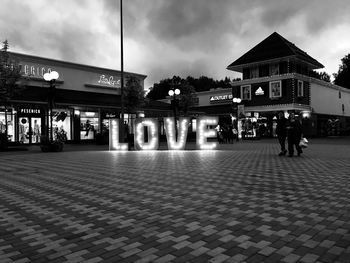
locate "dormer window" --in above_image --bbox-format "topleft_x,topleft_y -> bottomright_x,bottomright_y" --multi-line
250,67 -> 259,79
270,63 -> 279,76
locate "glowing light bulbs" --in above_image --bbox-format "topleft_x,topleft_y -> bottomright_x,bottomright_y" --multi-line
164,117 -> 189,150
134,118 -> 159,150
196,116 -> 218,150
109,119 -> 128,151
108,116 -> 220,151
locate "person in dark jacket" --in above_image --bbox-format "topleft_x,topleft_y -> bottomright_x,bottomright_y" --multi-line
286,113 -> 303,157
276,111 -> 287,156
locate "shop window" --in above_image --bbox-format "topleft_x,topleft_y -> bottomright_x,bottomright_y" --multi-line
241,85 -> 251,101
80,111 -> 99,140
297,80 -> 304,97
0,108 -> 15,142
270,63 -> 279,76
269,81 -> 282,99
52,110 -> 71,141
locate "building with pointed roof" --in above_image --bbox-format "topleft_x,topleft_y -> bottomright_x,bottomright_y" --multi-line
225,32 -> 350,138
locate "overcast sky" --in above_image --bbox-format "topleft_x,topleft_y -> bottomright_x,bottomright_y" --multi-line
1,0 -> 349,90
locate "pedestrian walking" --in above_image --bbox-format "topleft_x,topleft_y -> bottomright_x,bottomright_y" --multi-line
286,112 -> 303,157
276,111 -> 287,156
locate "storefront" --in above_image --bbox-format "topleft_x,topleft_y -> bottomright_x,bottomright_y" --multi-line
1,52 -> 170,145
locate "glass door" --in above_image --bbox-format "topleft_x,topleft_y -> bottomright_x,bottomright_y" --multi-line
19,117 -> 30,144
31,118 -> 42,143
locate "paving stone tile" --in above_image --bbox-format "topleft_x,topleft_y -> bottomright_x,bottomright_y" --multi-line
281,253 -> 302,263
0,141 -> 349,262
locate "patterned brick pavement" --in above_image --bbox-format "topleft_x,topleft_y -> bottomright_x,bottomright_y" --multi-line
0,139 -> 349,262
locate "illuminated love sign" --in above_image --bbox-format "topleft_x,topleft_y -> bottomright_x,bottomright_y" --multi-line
109,116 -> 219,151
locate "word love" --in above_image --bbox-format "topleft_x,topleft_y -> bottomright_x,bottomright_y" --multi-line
109,116 -> 219,151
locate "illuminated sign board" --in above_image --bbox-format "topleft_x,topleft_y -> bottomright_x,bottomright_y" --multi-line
109,116 -> 219,151
21,64 -> 55,78
210,94 -> 232,103
164,117 -> 190,150
20,108 -> 41,114
98,75 -> 121,88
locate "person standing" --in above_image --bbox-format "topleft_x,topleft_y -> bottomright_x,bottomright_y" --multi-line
276,111 -> 287,156
286,113 -> 303,157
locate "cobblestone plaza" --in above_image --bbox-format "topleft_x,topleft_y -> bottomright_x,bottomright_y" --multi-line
0,138 -> 349,262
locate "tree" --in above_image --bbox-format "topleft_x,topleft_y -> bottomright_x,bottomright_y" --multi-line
147,75 -> 238,101
123,75 -> 145,113
0,40 -> 23,137
310,71 -> 331,82
177,80 -> 197,116
333,54 -> 350,89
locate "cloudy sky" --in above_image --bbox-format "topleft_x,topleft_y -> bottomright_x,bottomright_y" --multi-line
1,0 -> 349,90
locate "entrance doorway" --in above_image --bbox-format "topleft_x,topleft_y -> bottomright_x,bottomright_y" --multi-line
18,117 -> 42,144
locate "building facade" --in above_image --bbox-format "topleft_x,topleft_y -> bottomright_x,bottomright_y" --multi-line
0,52 -> 170,144
225,32 -> 350,137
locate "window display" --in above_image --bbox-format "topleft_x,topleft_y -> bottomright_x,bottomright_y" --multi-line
0,108 -> 15,142
52,110 -> 71,141
19,117 -> 30,143
80,111 -> 99,140
31,118 -> 41,143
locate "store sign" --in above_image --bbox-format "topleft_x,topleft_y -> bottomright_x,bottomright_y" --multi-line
21,64 -> 54,78
97,75 -> 121,88
255,87 -> 264,95
20,108 -> 41,114
210,94 -> 232,103
109,116 -> 218,151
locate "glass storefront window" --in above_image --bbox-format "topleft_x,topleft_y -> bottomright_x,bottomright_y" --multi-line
0,108 -> 16,142
80,111 -> 99,140
51,110 -> 71,141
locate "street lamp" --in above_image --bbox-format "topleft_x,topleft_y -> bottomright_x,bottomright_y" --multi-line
43,71 -> 59,142
232,97 -> 242,141
168,88 -> 181,140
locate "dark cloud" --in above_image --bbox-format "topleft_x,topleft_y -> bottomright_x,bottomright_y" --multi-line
1,0 -> 349,89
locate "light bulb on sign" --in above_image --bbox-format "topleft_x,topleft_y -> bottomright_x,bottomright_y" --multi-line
135,118 -> 159,150
164,117 -> 189,150
196,116 -> 218,150
109,119 -> 128,151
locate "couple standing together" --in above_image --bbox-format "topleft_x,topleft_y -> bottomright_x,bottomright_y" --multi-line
276,112 -> 303,157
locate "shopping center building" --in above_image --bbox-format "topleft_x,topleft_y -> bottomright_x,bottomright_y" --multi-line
0,52 -> 170,144
191,32 -> 350,138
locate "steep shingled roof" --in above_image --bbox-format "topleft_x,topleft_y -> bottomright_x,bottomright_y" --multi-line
227,32 -> 324,71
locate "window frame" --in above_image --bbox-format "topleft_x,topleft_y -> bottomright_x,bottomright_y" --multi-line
270,63 -> 280,76
250,67 -> 259,79
297,80 -> 304,97
241,85 -> 252,101
269,80 -> 282,99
